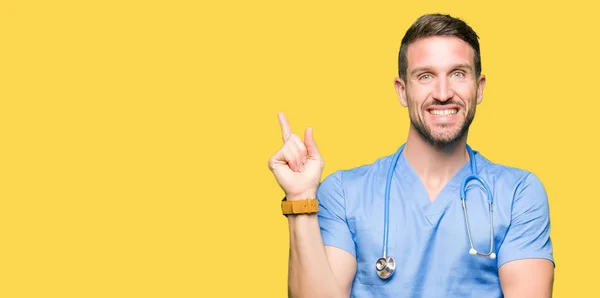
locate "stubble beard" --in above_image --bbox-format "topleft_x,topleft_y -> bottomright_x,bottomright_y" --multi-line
408,100 -> 477,149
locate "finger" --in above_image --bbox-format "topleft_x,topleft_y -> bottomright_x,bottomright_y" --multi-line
269,146 -> 291,171
268,149 -> 293,176
278,112 -> 292,143
283,144 -> 301,172
304,127 -> 321,159
290,134 -> 307,171
270,135 -> 303,172
269,150 -> 293,177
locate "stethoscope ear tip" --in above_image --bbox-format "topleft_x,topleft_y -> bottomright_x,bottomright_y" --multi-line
469,248 -> 477,255
490,253 -> 496,259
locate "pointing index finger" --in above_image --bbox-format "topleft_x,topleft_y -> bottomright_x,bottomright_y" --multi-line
278,112 -> 292,142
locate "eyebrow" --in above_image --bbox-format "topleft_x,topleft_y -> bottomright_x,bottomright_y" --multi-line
409,64 -> 474,76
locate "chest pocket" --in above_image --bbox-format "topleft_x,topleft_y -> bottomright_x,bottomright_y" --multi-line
351,219 -> 397,286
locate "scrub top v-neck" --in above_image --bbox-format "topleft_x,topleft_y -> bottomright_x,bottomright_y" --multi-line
316,149 -> 554,298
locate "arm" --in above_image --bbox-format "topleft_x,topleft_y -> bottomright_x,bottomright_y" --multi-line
497,173 -> 555,297
268,113 -> 356,298
288,170 -> 358,298
287,212 -> 356,298
499,259 -> 554,298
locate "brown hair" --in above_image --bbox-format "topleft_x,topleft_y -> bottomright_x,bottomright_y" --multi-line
398,14 -> 481,81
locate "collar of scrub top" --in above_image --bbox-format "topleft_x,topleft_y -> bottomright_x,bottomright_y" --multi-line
381,143 -> 496,266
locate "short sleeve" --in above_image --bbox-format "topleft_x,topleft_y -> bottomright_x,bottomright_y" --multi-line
317,170 -> 356,258
497,172 -> 555,269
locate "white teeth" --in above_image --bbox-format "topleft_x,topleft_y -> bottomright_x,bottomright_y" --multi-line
430,109 -> 457,116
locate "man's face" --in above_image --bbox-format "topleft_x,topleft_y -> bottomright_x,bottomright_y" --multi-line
395,36 -> 485,147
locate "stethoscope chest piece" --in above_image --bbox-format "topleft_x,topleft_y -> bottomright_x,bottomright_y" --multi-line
375,256 -> 396,279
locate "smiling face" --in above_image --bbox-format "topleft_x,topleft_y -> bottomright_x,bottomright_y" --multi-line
395,35 -> 486,148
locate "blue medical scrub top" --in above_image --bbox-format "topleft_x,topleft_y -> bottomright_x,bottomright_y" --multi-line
316,148 -> 554,297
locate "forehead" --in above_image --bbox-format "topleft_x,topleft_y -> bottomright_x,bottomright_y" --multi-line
406,36 -> 475,71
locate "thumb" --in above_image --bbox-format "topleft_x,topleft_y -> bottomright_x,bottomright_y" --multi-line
304,127 -> 321,159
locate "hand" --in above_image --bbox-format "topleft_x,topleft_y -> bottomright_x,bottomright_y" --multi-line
268,112 -> 325,201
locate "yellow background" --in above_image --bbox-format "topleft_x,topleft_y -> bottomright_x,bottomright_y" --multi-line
1,0 -> 598,297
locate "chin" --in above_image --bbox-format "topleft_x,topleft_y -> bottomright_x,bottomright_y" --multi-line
430,128 -> 461,140
426,129 -> 464,147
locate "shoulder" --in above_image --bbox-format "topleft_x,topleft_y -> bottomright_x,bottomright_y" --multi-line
474,151 -> 548,204
476,151 -> 543,182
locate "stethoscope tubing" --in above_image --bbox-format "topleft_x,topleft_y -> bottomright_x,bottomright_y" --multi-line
382,144 -> 405,258
381,144 -> 493,260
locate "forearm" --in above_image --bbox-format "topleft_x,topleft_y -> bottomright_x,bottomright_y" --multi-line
288,214 -> 344,298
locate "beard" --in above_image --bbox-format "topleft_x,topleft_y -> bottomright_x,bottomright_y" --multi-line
408,98 -> 476,149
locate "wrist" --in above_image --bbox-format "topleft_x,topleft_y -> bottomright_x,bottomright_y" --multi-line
281,197 -> 319,217
286,191 -> 317,201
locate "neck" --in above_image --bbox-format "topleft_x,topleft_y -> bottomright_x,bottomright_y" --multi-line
403,125 -> 470,189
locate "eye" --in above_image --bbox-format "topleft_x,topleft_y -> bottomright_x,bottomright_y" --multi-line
452,71 -> 466,78
419,74 -> 433,81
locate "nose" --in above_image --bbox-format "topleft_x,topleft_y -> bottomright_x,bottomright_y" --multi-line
432,77 -> 454,102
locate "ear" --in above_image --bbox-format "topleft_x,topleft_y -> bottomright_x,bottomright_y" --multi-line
395,77 -> 408,107
476,74 -> 486,104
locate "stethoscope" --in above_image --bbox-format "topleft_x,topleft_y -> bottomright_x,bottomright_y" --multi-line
376,144 -> 496,280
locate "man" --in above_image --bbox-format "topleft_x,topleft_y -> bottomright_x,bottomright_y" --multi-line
268,13 -> 554,297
